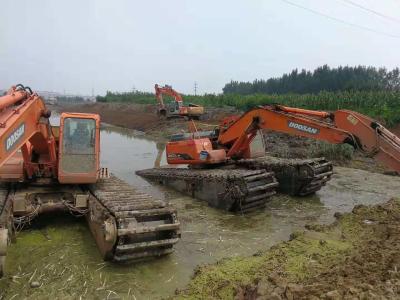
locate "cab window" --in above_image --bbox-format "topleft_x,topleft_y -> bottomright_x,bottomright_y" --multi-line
61,118 -> 96,173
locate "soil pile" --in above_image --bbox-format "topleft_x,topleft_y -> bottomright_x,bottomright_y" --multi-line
174,198 -> 400,299
59,102 -> 159,132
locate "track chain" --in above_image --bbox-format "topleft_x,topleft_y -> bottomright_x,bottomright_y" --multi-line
237,156 -> 333,196
88,175 -> 180,262
137,168 -> 278,213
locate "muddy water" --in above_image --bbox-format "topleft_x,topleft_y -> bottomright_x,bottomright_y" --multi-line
1,124 -> 400,299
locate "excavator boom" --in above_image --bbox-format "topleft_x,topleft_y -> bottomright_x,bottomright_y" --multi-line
155,84 -> 183,104
218,104 -> 400,173
0,85 -> 57,178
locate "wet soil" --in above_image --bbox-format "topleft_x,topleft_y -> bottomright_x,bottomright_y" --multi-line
174,198 -> 400,299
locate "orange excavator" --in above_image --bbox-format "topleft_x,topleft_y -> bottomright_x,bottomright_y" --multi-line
138,104 -> 400,212
155,84 -> 204,119
0,85 -> 180,277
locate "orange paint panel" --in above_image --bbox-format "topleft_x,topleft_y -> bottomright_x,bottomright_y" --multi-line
166,138 -> 226,164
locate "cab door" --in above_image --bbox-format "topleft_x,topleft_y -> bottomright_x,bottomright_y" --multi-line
58,113 -> 100,183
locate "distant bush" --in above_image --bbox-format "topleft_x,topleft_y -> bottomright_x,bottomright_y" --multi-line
96,91 -> 154,103
223,65 -> 400,95
57,96 -> 85,103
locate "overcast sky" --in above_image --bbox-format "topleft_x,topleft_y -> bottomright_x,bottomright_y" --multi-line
1,0 -> 399,95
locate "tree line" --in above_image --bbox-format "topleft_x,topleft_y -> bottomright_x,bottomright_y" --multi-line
222,65 -> 400,95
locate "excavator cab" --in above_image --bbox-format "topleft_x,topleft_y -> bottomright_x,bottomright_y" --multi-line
58,113 -> 100,184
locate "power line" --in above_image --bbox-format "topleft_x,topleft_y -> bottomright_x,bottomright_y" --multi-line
280,0 -> 400,39
340,0 -> 400,24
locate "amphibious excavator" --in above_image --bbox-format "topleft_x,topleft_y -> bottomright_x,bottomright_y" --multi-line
0,85 -> 180,277
138,104 -> 400,212
155,84 -> 204,119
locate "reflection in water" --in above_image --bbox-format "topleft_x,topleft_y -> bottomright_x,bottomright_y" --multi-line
3,121 -> 400,300
154,142 -> 165,168
101,124 -> 148,141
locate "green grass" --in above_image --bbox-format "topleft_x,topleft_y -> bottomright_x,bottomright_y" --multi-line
174,199 -> 400,299
174,232 -> 352,299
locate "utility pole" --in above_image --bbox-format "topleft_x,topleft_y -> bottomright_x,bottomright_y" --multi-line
194,82 -> 198,96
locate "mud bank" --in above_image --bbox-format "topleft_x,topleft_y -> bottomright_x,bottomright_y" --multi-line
56,102 -> 238,141
174,198 -> 400,299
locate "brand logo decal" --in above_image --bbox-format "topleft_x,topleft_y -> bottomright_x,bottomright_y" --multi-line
6,123 -> 25,151
288,121 -> 319,135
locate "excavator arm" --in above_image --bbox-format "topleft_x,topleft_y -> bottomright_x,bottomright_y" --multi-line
218,104 -> 400,172
218,105 -> 356,158
332,109 -> 400,173
154,84 -> 183,108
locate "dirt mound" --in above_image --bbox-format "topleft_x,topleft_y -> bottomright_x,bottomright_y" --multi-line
60,102 -> 159,132
174,199 -> 400,299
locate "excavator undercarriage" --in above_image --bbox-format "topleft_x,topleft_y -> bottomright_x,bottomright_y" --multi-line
87,175 -> 180,262
137,156 -> 332,212
137,167 -> 278,213
0,175 -> 180,276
